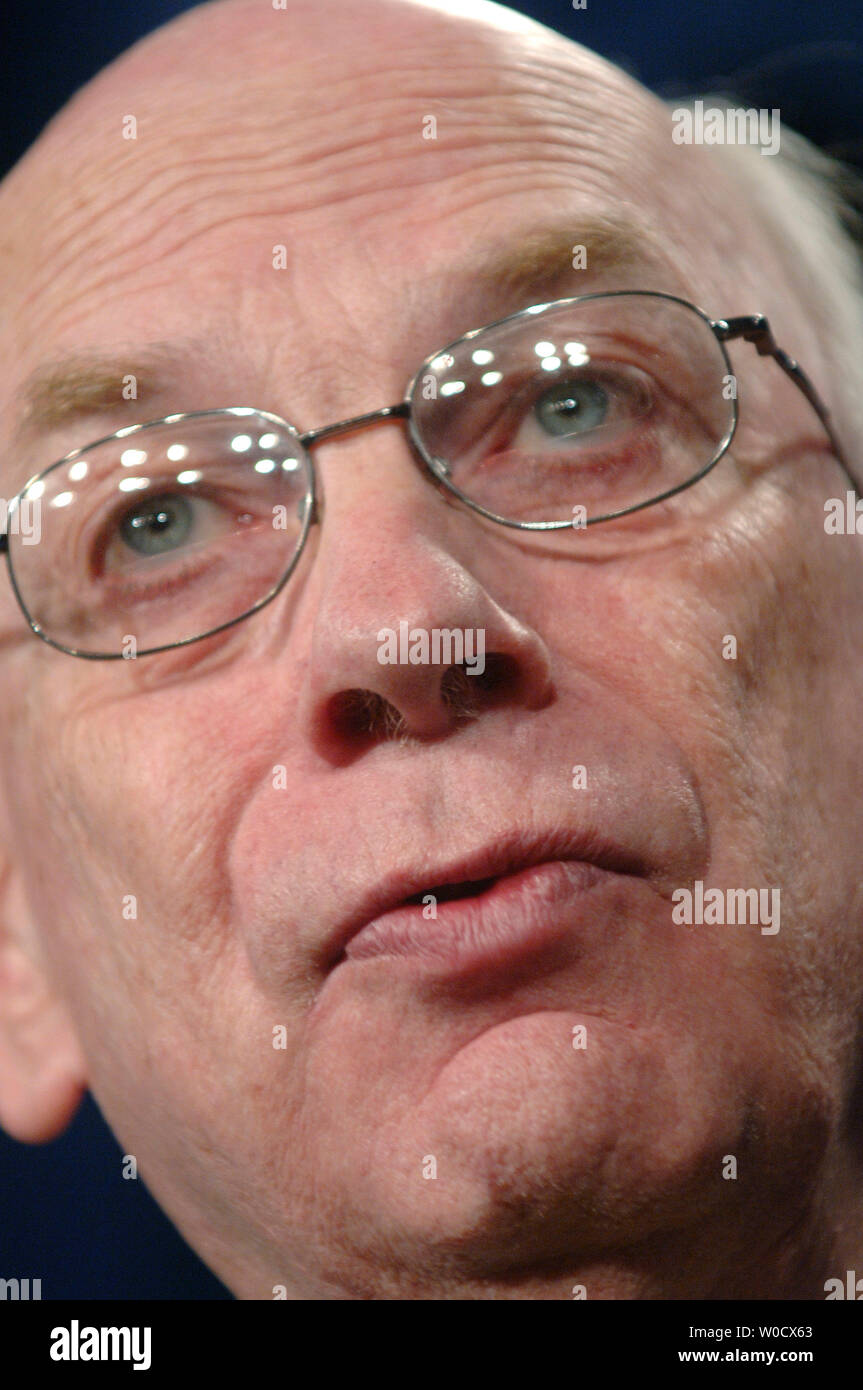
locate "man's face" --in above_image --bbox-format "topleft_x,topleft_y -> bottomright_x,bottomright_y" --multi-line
1,0 -> 862,1299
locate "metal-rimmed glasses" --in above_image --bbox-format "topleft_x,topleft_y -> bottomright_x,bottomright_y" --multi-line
0,289 -> 853,659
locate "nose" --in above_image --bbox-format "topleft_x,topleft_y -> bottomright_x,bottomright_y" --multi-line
296,428 -> 554,758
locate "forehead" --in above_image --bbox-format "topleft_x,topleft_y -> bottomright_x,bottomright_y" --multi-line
0,0 -> 786,437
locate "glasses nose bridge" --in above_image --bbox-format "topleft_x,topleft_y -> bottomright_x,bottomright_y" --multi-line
299,400 -> 410,449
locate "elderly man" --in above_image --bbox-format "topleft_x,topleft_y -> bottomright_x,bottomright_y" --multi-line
0,0 -> 861,1301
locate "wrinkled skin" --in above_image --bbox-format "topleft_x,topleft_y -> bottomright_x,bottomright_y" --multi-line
0,0 -> 861,1299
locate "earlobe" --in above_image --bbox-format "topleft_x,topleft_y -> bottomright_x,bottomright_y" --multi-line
0,875 -> 88,1144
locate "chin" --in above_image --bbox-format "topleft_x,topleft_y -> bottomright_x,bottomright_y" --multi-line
314,1010 -> 744,1292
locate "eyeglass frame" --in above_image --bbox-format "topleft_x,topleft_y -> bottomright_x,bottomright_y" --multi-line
0,288 -> 856,660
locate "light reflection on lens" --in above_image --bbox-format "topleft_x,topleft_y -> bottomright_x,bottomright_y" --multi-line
564,341 -> 589,366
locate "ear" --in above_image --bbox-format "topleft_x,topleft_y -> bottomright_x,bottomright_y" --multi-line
0,857 -> 87,1142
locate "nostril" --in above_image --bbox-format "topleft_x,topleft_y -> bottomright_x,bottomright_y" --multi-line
439,665 -> 479,719
329,688 -> 404,741
439,652 -> 521,717
471,651 -> 521,697
321,650 -> 539,756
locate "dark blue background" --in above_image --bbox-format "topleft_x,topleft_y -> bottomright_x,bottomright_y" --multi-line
1,0 -> 861,1300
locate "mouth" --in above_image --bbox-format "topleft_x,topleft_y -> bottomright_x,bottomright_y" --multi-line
326,834 -> 647,977
403,876 -> 499,905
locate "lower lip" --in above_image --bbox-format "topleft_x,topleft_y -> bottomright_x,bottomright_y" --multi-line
343,860 -> 613,975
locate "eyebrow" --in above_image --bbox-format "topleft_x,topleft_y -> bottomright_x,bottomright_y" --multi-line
13,339 -> 208,442
13,216 -> 677,443
450,214 -> 682,321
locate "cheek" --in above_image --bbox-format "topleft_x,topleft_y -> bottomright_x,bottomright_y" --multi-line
645,480 -> 863,1021
533,466 -> 863,806
517,471 -> 863,968
672,469 -> 863,812
0,661 -> 290,1036
1,666 -> 314,1204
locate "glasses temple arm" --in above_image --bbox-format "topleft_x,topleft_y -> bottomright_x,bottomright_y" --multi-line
714,315 -> 857,492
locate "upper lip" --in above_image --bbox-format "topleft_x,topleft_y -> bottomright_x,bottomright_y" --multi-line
324,827 -> 648,968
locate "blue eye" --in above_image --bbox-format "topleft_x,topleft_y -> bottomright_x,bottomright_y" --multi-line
120,493 -> 194,556
534,380 -> 609,438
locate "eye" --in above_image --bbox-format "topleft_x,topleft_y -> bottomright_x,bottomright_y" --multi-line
446,362 -> 655,464
119,492 -> 195,556
97,485 -> 251,580
534,380 -> 609,438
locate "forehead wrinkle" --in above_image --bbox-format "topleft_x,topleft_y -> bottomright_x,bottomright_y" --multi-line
7,140 -> 655,356
50,55 -> 637,234
2,39 -> 655,319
